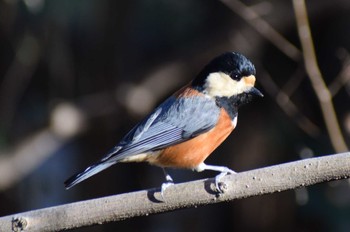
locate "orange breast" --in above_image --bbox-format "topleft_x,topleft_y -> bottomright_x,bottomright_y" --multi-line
149,108 -> 234,169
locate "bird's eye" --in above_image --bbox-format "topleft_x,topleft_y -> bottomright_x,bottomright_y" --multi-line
232,74 -> 239,79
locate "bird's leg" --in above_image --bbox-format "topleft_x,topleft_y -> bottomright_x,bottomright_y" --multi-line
161,168 -> 174,197
195,163 -> 236,193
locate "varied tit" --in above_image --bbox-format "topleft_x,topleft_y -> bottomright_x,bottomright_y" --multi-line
65,52 -> 263,194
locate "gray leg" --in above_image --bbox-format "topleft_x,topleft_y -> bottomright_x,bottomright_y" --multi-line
194,163 -> 236,192
161,168 -> 174,197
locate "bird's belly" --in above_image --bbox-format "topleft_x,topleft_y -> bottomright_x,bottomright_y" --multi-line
149,109 -> 234,169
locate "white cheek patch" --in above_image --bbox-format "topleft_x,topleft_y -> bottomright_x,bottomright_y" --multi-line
204,72 -> 254,98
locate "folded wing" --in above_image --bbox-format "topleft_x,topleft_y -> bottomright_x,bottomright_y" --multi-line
65,95 -> 220,188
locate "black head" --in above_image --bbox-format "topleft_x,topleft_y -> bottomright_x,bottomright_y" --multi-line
192,52 -> 256,89
191,52 -> 263,117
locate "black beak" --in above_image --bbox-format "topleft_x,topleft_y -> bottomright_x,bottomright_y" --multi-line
249,87 -> 264,97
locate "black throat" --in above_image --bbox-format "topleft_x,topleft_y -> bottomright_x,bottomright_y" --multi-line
215,96 -> 238,120
215,92 -> 256,120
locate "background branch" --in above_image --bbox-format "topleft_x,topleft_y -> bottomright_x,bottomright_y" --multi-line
259,70 -> 320,137
329,48 -> 350,96
293,0 -> 349,152
1,152 -> 349,232
220,0 -> 301,61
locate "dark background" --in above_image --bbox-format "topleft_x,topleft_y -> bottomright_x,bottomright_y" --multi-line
0,0 -> 350,231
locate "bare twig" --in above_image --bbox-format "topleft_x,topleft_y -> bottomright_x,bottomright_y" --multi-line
329,48 -> 350,96
259,70 -> 320,137
293,0 -> 348,152
220,0 -> 301,61
280,64 -> 305,97
0,152 -> 349,232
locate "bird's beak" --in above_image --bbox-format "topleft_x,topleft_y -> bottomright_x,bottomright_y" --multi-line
242,75 -> 263,98
248,87 -> 264,97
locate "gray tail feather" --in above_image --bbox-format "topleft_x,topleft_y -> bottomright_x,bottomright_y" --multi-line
64,162 -> 114,189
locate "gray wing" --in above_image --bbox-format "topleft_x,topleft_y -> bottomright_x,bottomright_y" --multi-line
104,95 -> 221,162
64,95 -> 221,189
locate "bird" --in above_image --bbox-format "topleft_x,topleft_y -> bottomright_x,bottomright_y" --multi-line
64,52 -> 263,195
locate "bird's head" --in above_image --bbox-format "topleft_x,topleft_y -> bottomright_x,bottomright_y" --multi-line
192,52 -> 263,107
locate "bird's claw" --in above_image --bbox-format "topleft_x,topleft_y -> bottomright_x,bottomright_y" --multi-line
214,170 -> 236,193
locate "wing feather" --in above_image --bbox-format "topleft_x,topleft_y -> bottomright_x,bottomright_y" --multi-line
105,95 -> 221,162
64,95 -> 221,189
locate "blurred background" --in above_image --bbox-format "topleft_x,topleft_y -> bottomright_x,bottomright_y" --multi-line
0,0 -> 350,231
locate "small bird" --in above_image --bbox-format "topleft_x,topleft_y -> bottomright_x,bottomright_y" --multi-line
65,52 -> 263,194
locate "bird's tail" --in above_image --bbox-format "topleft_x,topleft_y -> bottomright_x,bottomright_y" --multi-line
64,162 -> 114,189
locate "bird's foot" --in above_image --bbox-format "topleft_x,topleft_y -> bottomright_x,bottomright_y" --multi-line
214,169 -> 236,193
194,163 -> 236,193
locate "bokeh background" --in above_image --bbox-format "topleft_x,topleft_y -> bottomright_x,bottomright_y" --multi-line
1,0 -> 350,231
